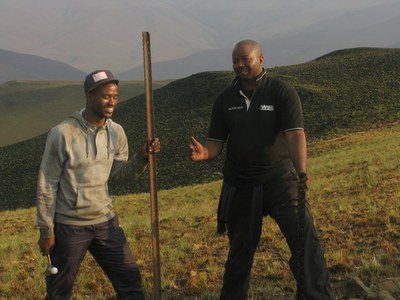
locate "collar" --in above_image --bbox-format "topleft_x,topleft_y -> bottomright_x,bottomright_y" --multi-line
80,108 -> 108,131
232,68 -> 267,90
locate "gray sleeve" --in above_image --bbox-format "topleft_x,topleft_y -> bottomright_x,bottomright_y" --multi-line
109,153 -> 148,184
36,127 -> 66,238
109,125 -> 148,183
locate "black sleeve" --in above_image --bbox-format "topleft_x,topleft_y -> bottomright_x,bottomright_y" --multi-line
207,96 -> 228,142
277,80 -> 304,132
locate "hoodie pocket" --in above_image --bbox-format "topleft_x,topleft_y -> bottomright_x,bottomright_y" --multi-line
76,184 -> 112,219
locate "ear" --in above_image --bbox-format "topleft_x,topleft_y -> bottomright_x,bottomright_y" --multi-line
259,55 -> 265,65
85,92 -> 93,105
87,91 -> 95,99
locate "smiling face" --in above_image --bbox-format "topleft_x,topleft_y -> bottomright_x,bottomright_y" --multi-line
232,41 -> 264,80
84,82 -> 119,126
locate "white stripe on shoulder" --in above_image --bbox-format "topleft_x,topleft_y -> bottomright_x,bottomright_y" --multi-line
206,137 -> 225,143
283,127 -> 304,133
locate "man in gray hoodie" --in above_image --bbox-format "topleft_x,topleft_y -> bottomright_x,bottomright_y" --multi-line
37,70 -> 160,300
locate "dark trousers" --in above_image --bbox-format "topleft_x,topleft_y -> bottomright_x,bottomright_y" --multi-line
46,216 -> 145,300
220,173 -> 335,300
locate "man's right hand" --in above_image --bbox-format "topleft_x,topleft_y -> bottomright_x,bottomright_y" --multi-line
38,237 -> 55,256
190,137 -> 224,161
189,137 -> 208,161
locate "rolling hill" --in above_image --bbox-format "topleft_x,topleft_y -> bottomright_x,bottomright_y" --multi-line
0,80 -> 171,147
0,49 -> 85,83
0,47 -> 399,211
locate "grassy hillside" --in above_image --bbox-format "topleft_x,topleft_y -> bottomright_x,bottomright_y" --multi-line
0,47 -> 399,210
267,47 -> 400,139
0,80 -> 171,146
0,125 -> 399,299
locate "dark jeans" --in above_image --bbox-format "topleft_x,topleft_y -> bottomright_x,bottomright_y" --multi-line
220,173 -> 335,300
45,216 -> 145,300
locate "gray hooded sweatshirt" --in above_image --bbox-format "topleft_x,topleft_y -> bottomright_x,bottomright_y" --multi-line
37,111 -> 148,238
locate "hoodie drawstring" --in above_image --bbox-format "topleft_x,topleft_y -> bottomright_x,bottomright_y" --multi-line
105,125 -> 110,159
70,112 -> 111,159
86,128 -> 90,158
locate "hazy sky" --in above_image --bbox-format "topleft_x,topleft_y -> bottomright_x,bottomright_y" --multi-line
0,0 -> 398,74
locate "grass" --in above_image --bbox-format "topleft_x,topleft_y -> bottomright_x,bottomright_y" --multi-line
0,124 -> 399,299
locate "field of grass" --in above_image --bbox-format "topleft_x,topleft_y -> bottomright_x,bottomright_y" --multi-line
0,80 -> 171,146
1,124 -> 398,299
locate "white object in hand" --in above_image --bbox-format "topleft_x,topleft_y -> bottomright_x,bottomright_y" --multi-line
48,265 -> 58,275
46,254 -> 58,275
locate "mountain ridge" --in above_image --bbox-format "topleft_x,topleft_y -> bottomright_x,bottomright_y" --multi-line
0,0 -> 399,80
0,49 -> 86,83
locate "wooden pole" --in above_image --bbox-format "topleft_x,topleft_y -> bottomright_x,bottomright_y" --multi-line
142,31 -> 162,300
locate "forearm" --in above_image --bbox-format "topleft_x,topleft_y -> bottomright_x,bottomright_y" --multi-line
203,140 -> 224,160
37,178 -> 58,239
36,129 -> 64,239
109,154 -> 149,183
285,130 -> 307,174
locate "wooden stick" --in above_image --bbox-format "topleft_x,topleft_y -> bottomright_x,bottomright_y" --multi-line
142,31 -> 162,300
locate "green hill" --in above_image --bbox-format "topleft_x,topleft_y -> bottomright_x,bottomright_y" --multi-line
267,47 -> 400,138
0,80 -> 171,146
0,47 -> 399,210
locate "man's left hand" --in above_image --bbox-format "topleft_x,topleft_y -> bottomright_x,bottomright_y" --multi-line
298,172 -> 311,192
139,138 -> 160,158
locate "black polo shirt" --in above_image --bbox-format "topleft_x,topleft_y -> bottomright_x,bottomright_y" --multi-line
207,71 -> 304,186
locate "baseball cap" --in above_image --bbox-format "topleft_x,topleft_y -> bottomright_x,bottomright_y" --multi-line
84,70 -> 119,93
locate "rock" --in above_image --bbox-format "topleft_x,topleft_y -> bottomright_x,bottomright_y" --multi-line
343,276 -> 371,298
341,277 -> 400,300
378,278 -> 400,295
366,290 -> 396,300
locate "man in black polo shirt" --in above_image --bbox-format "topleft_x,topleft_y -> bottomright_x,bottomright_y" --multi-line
189,40 -> 335,300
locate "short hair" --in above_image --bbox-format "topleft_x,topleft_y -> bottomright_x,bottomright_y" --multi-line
233,40 -> 263,56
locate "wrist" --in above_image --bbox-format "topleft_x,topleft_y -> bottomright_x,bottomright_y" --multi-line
40,228 -> 54,239
297,171 -> 307,179
203,147 -> 209,160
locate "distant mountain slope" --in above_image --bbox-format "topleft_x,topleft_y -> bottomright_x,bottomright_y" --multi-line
0,80 -> 171,147
0,47 -> 399,210
0,0 -> 218,74
0,0 -> 399,77
0,49 -> 85,83
117,48 -> 231,80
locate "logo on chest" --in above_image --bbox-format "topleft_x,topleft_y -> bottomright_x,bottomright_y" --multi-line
228,106 -> 244,111
259,105 -> 274,111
